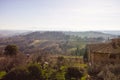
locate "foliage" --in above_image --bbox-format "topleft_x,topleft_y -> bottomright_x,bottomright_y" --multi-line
4,45 -> 18,56
0,53 -> 26,72
2,63 -> 45,80
83,46 -> 88,63
81,76 -> 87,80
0,52 -> 86,80
0,71 -> 6,79
55,56 -> 73,71
49,70 -> 65,80
1,67 -> 29,80
65,67 -> 83,80
43,67 -> 55,80
27,63 -> 45,80
75,46 -> 80,56
56,56 -> 66,70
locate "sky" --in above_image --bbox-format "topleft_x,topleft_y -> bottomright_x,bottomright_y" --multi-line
0,0 -> 120,31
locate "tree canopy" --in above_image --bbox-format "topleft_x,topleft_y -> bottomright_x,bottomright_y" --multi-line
4,45 -> 18,56
65,67 -> 83,80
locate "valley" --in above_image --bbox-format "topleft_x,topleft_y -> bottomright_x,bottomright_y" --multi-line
0,30 -> 119,80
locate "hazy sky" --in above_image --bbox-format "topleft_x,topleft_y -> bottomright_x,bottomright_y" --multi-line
0,0 -> 120,31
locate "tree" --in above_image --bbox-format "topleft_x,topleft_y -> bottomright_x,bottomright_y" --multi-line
83,46 -> 88,63
1,67 -> 29,80
75,46 -> 80,56
56,56 -> 66,70
2,63 -> 45,80
27,63 -> 45,80
0,53 -> 26,72
65,67 -> 83,80
4,45 -> 18,56
49,71 -> 65,80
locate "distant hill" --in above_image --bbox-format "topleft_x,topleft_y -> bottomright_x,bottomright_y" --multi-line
24,31 -> 70,40
0,31 -> 118,55
64,31 -> 117,39
0,30 -> 29,38
102,31 -> 120,35
0,31 -> 70,54
0,30 -> 117,39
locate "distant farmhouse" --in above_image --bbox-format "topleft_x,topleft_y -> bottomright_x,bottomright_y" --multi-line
87,38 -> 120,67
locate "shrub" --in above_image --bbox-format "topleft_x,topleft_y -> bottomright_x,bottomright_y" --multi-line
65,67 -> 83,80
4,45 -> 18,56
27,63 -> 45,80
56,56 -> 66,70
1,67 -> 29,80
0,53 -> 26,72
49,70 -> 65,80
1,63 -> 45,80
0,71 -> 6,79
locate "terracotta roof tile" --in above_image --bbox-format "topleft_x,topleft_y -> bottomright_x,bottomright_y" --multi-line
87,42 -> 120,54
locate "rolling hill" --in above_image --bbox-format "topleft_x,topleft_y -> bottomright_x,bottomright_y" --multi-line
0,31 -> 118,55
64,31 -> 117,39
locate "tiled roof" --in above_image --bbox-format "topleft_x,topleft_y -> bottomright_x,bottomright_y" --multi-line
87,42 -> 120,54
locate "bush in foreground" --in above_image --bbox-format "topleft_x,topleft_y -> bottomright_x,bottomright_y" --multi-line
65,67 -> 83,80
1,63 -> 45,80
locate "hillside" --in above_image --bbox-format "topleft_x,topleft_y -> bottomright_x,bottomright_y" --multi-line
64,31 -> 117,39
0,31 -> 70,54
24,31 -> 70,40
0,30 -> 29,38
0,31 -> 117,55
102,31 -> 120,35
0,30 -> 117,39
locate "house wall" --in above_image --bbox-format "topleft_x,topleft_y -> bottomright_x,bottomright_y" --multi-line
93,53 -> 109,64
89,52 -> 120,66
109,54 -> 120,64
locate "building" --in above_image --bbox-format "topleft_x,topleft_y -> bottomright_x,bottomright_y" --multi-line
87,38 -> 120,67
